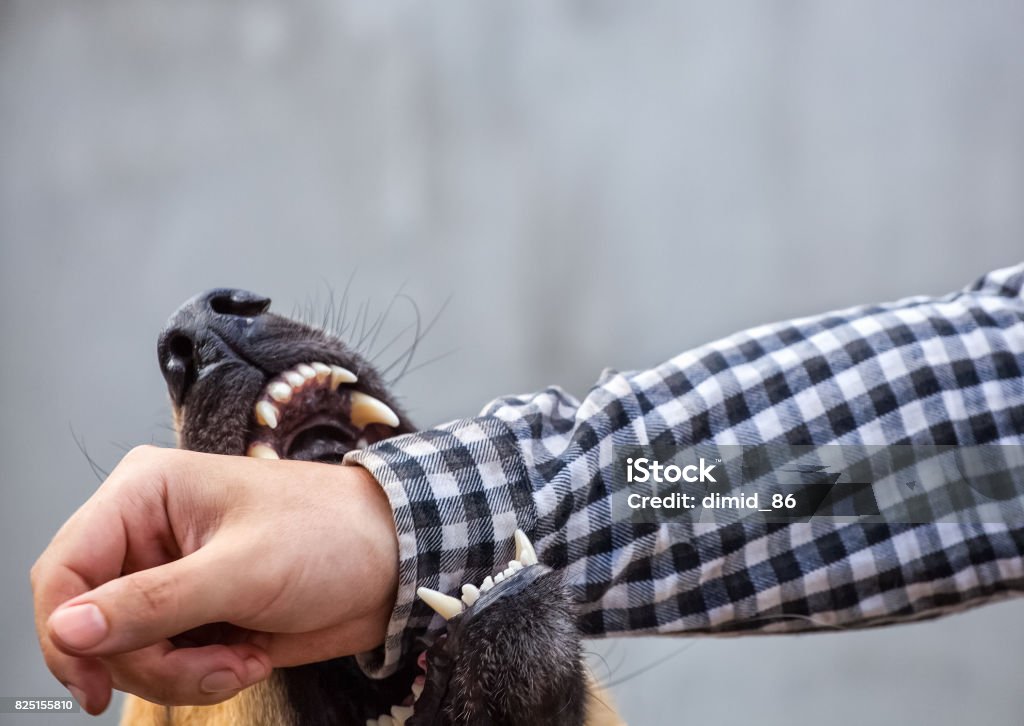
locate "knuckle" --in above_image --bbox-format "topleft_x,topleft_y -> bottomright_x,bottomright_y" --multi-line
126,571 -> 179,624
122,444 -> 158,467
111,445 -> 173,498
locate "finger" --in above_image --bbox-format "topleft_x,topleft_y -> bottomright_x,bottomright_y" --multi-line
32,533 -> 126,713
47,546 -> 236,658
31,447 -> 172,705
105,641 -> 271,706
257,612 -> 390,667
36,636 -> 112,716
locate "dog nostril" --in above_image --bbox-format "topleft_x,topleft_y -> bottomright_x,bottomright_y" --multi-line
208,290 -> 271,318
167,333 -> 194,362
160,330 -> 199,405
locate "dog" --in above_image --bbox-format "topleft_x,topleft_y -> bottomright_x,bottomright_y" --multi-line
120,289 -> 624,725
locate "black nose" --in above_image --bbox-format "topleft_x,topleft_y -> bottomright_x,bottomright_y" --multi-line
157,289 -> 271,405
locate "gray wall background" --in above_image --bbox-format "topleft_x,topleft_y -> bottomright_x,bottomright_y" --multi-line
2,1 -> 1024,724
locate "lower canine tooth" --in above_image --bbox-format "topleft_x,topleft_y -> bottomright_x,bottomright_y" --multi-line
247,443 -> 279,459
255,401 -> 279,429
514,529 -> 539,566
350,391 -> 400,428
268,382 -> 292,403
330,365 -> 358,388
417,587 -> 464,620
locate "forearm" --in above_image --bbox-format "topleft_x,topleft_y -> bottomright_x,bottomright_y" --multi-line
348,263 -> 1024,677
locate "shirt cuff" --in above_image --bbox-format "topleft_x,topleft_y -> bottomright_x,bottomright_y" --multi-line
343,415 -> 538,678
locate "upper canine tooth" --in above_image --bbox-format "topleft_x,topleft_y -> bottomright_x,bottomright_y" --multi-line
350,391 -> 400,428
268,382 -> 293,403
514,529 -> 539,566
330,365 -> 358,388
311,362 -> 331,383
461,583 -> 480,607
297,363 -> 317,380
284,371 -> 305,388
417,587 -> 464,620
255,401 -> 280,429
247,443 -> 279,459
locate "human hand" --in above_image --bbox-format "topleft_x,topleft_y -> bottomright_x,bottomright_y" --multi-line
30,445 -> 398,715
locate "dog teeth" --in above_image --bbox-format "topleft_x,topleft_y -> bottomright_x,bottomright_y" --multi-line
255,401 -> 279,429
330,365 -> 358,388
514,529 -> 539,566
297,363 -> 317,380
437,535 -> 538,618
417,586 -> 464,620
246,443 -> 279,459
411,677 -> 424,701
311,361 -> 331,383
350,391 -> 400,428
461,583 -> 480,607
267,382 -> 293,403
284,370 -> 305,388
377,715 -> 394,726
391,705 -> 413,725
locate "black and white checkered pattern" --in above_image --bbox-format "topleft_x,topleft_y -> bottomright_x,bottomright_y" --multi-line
347,263 -> 1024,678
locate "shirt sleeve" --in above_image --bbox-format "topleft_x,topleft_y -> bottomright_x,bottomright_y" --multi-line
345,263 -> 1024,678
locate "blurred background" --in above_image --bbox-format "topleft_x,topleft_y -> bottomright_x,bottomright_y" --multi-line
3,1 -> 1024,724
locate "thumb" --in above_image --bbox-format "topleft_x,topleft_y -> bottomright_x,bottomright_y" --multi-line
47,547 -> 236,657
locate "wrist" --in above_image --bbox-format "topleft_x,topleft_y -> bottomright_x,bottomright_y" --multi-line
343,463 -> 398,648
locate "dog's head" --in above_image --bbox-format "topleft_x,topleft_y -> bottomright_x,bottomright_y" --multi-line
157,288 -> 414,460
155,289 -> 587,726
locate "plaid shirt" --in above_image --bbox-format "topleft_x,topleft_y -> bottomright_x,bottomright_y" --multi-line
346,263 -> 1024,678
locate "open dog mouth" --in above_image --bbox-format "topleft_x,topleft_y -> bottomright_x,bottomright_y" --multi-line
236,360 -> 547,725
370,530 -> 543,726
243,361 -> 401,464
